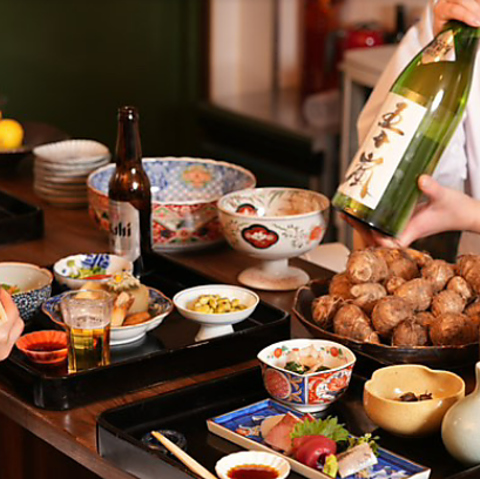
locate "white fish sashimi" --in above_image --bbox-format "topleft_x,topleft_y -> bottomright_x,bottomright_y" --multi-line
337,443 -> 378,478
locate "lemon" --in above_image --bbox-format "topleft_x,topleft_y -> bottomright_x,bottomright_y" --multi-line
0,118 -> 24,150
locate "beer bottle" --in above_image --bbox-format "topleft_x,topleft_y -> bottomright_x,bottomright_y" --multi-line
108,106 -> 152,277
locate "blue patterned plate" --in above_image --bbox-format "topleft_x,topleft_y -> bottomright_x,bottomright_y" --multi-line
41,287 -> 173,346
207,399 -> 430,479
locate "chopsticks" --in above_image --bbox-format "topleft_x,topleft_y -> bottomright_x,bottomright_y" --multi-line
151,431 -> 218,479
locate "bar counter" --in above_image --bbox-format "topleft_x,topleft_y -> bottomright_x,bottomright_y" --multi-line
0,169 -> 325,479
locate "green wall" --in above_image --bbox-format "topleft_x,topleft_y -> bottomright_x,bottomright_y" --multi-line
0,0 -> 204,155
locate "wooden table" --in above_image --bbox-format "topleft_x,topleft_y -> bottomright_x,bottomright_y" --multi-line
0,170 -> 325,479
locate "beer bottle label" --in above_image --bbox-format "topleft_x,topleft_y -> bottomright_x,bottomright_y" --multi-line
338,91 -> 427,209
109,200 -> 141,262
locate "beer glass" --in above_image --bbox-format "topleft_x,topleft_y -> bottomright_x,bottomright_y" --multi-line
60,290 -> 114,373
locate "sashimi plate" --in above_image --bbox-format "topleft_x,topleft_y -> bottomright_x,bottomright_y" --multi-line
207,399 -> 430,479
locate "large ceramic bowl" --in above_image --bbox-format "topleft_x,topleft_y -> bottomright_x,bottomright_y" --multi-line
87,157 -> 256,252
257,338 -> 356,413
217,187 -> 329,291
0,262 -> 53,320
364,364 -> 465,437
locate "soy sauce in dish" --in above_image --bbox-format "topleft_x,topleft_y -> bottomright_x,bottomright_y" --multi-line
28,342 -> 66,352
227,465 -> 279,479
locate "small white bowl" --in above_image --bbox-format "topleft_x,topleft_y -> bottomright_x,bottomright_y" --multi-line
216,451 -> 290,479
53,253 -> 133,290
173,284 -> 259,342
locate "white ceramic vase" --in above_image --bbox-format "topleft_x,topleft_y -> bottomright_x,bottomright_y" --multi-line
442,362 -> 480,465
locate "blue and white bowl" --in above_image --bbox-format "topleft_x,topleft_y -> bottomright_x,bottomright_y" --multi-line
53,253 -> 133,290
0,262 -> 53,321
87,157 -> 256,252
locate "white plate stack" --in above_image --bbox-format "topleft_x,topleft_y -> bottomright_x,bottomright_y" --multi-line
33,140 -> 110,208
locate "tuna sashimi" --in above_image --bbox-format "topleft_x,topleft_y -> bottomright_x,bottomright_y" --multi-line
264,412 -> 302,454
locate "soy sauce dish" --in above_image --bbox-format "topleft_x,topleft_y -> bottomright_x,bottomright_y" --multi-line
216,451 -> 290,479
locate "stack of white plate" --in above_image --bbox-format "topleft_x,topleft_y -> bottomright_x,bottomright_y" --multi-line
33,140 -> 110,208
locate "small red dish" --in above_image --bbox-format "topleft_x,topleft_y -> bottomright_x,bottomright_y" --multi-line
16,330 -> 68,365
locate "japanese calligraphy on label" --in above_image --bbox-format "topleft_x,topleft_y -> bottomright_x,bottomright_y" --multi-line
422,30 -> 456,64
338,92 -> 427,209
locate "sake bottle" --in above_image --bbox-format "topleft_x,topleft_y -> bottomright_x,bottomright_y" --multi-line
333,21 -> 480,237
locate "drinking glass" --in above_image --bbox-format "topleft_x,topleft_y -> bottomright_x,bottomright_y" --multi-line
60,290 -> 114,373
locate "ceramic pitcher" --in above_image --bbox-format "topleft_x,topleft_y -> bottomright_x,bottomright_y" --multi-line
442,362 -> 480,465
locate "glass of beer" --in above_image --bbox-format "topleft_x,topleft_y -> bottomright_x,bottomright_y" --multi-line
60,290 -> 114,373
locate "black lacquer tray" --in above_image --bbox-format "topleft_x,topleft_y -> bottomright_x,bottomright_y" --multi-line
97,367 -> 479,479
0,253 -> 289,410
0,189 -> 43,244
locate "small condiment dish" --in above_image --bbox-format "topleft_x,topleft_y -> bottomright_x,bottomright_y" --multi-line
215,451 -> 290,479
53,253 -> 133,290
16,330 -> 68,365
364,364 -> 465,437
173,284 -> 259,342
257,338 -> 356,413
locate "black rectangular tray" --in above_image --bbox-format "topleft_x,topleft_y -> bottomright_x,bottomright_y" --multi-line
97,367 -> 479,479
0,189 -> 43,244
0,253 -> 289,410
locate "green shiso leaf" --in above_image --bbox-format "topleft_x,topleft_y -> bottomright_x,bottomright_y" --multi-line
291,417 -> 349,443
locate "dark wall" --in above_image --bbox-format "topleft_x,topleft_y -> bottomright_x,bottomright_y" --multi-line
0,0 -> 205,155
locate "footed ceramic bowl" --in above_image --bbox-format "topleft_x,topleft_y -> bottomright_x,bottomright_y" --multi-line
364,364 -> 465,437
216,451 -> 290,479
217,187 -> 329,291
0,262 -> 53,320
87,157 -> 256,252
173,284 -> 259,342
257,338 -> 356,413
53,253 -> 133,290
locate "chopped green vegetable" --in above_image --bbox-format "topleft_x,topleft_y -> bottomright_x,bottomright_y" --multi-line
0,283 -> 20,295
347,433 -> 380,456
284,362 -> 330,374
69,266 -> 107,279
323,454 -> 338,478
291,417 -> 349,443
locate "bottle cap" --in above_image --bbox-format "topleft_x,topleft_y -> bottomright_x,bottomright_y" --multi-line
118,106 -> 139,121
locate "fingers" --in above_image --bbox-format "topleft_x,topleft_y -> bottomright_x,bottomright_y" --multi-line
0,289 -> 20,321
434,0 -> 480,33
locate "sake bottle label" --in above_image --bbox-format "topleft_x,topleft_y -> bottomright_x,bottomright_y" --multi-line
109,200 -> 141,262
338,91 -> 427,209
422,30 -> 456,65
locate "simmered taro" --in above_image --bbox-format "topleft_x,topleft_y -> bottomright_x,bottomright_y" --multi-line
430,313 -> 478,346
372,297 -> 413,338
422,260 -> 455,293
333,304 -> 380,343
346,250 -> 389,284
394,278 -> 433,311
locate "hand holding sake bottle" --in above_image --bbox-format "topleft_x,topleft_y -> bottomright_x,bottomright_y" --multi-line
334,0 -> 480,241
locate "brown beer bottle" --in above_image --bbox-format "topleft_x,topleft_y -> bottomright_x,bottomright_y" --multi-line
108,106 -> 152,277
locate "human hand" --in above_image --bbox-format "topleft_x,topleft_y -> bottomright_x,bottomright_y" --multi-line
340,214 -> 400,249
395,175 -> 480,247
0,289 -> 24,361
433,0 -> 480,35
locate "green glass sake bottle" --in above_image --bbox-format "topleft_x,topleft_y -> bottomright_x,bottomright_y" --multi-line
332,21 -> 480,237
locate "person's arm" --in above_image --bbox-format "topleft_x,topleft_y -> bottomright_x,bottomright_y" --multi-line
0,289 -> 24,361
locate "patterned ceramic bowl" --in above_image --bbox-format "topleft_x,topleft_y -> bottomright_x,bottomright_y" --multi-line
0,262 -> 53,321
53,253 -> 133,290
217,187 -> 329,291
87,157 -> 256,252
257,339 -> 356,413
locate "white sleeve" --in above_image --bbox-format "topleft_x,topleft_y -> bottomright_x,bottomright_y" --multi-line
356,0 -> 467,191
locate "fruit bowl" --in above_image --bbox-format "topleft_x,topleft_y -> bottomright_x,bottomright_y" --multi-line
217,187 -> 329,291
257,338 -> 356,413
87,157 -> 256,252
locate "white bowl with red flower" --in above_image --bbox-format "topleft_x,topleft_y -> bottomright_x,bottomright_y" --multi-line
217,187 -> 329,291
257,339 -> 356,413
